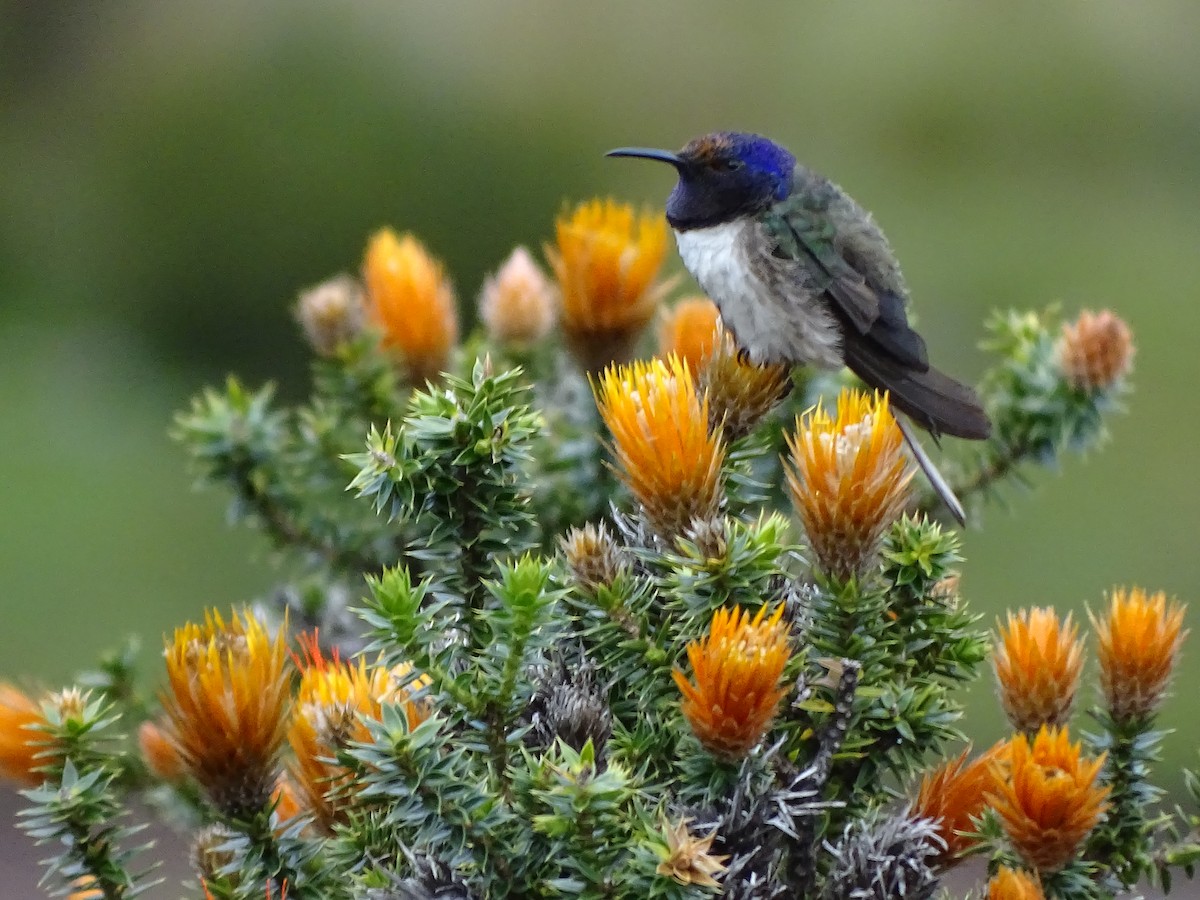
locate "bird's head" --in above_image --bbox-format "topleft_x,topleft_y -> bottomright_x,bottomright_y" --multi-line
607,131 -> 795,230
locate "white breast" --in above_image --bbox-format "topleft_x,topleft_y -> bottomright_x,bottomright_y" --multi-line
674,220 -> 842,369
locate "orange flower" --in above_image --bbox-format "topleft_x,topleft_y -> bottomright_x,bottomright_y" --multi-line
986,867 -> 1044,900
987,726 -> 1109,873
594,356 -> 726,541
700,328 -> 792,442
1056,309 -> 1134,392
273,774 -> 304,824
546,198 -> 672,372
912,742 -> 1008,863
656,818 -> 729,888
160,609 -> 291,819
0,683 -> 44,786
67,876 -> 103,900
993,607 -> 1084,733
658,296 -> 720,373
138,719 -> 185,782
363,228 -> 458,383
288,634 -> 428,831
784,389 -> 914,581
1090,587 -> 1187,722
478,246 -> 557,346
673,605 -> 791,760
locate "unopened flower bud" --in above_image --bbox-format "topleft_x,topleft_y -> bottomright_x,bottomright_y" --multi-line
1056,309 -> 1134,392
478,246 -> 556,346
295,274 -> 366,357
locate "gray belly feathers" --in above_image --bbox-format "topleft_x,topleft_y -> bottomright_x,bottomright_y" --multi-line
673,219 -> 842,369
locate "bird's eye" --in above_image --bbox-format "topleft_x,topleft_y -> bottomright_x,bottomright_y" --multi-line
721,158 -> 745,171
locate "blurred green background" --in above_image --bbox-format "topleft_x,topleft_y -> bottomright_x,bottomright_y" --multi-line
3,0 -> 1198,793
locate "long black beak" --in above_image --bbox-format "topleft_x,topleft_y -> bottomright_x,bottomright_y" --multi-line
606,147 -> 685,169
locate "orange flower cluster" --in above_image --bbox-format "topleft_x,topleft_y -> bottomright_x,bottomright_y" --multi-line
478,246 -> 557,347
1056,309 -> 1134,393
1090,587 -> 1187,723
784,389 -> 913,581
986,867 -> 1044,900
657,297 -> 721,374
992,607 -> 1084,733
363,228 -> 459,383
287,634 -> 427,831
673,605 -> 791,760
987,726 -> 1109,873
0,683 -> 44,786
160,609 -> 292,819
547,198 -> 672,372
912,742 -> 1008,863
594,355 -> 725,541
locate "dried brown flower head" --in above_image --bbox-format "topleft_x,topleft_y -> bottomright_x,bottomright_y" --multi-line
294,273 -> 366,357
656,817 -> 729,888
1056,309 -> 1134,392
700,327 -> 792,442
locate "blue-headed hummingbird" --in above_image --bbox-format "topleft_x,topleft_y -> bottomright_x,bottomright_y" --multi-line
608,131 -> 991,524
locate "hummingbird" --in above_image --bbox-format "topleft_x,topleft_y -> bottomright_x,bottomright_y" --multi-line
607,131 -> 991,525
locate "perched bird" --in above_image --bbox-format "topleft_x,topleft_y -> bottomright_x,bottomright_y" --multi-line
608,131 -> 991,524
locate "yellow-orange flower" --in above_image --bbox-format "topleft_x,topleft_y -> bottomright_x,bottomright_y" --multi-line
987,726 -> 1109,873
658,297 -> 721,373
138,719 -> 186,782
986,867 -> 1044,900
700,328 -> 792,442
288,634 -> 428,831
67,876 -> 103,900
912,742 -> 1008,864
546,198 -> 672,372
594,356 -> 725,541
273,774 -> 304,824
160,608 -> 291,819
993,607 -> 1084,733
478,246 -> 557,346
656,818 -> 729,888
363,228 -> 458,383
0,683 -> 45,786
784,389 -> 914,581
673,605 -> 791,760
1056,309 -> 1134,393
1090,587 -> 1187,722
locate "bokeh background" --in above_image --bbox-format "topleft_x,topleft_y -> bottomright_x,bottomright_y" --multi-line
3,2 -> 1199,893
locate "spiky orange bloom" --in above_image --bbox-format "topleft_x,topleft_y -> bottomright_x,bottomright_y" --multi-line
783,389 -> 914,581
1056,309 -> 1134,392
363,228 -> 458,383
658,297 -> 721,373
594,356 -> 726,540
273,774 -> 304,824
987,867 -> 1044,900
288,634 -> 428,831
987,726 -> 1109,873
161,609 -> 291,819
0,683 -> 47,786
1090,587 -> 1187,723
546,198 -> 672,372
138,720 -> 185,782
700,328 -> 792,442
656,818 -> 729,888
673,605 -> 791,760
993,607 -> 1084,733
478,246 -> 557,346
912,742 -> 1009,863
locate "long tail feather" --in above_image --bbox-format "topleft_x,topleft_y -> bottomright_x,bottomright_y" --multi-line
896,414 -> 966,526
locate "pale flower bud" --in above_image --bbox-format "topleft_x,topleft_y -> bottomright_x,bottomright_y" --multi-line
478,246 -> 557,346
